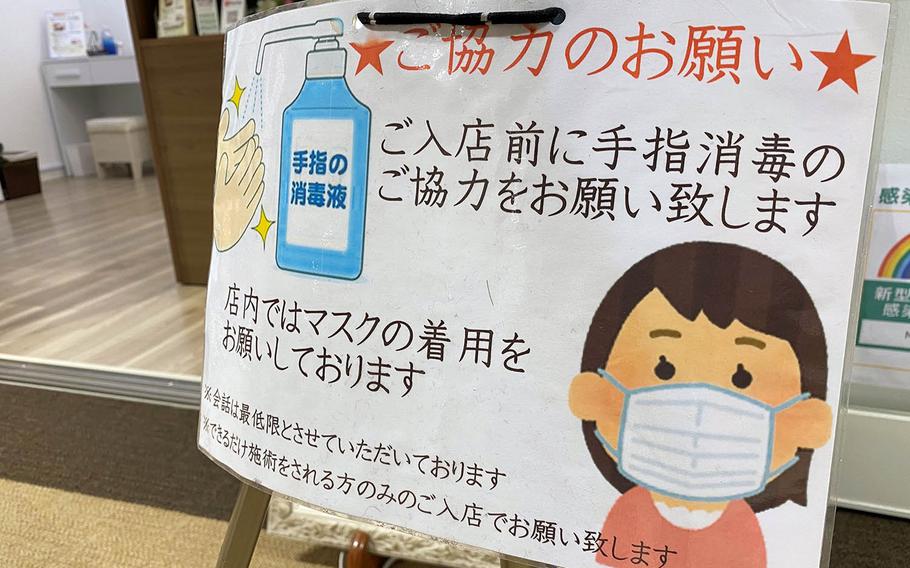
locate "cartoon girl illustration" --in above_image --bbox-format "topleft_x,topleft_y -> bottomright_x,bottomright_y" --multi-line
569,241 -> 833,567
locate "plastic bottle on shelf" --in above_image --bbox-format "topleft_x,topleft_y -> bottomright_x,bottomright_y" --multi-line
101,28 -> 118,55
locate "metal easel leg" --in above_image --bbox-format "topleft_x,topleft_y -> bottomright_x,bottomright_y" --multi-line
216,483 -> 272,568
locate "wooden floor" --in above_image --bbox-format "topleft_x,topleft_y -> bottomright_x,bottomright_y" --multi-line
0,175 -> 205,377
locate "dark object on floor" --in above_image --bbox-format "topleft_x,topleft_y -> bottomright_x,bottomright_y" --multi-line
0,150 -> 42,200
0,382 -> 908,566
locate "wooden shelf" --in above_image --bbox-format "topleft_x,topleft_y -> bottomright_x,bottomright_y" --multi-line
139,34 -> 224,49
127,0 -> 224,285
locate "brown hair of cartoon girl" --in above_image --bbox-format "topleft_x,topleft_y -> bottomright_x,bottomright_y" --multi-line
580,241 -> 827,512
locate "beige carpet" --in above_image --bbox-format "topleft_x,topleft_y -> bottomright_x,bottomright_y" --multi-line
0,478 -> 317,567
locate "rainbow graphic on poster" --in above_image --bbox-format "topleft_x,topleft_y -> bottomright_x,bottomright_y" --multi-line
878,234 -> 910,279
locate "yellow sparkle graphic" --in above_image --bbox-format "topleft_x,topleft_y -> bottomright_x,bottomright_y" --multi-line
251,206 -> 274,247
228,77 -> 245,112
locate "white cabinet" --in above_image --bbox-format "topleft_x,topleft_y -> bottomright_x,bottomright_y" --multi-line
41,56 -> 146,176
89,57 -> 140,85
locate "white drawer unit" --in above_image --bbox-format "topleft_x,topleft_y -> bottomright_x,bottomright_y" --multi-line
41,55 -> 146,177
43,56 -> 140,87
43,60 -> 93,87
89,57 -> 140,85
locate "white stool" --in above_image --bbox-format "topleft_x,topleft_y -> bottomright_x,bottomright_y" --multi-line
85,116 -> 153,180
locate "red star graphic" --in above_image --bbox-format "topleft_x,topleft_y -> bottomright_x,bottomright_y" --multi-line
810,31 -> 875,93
350,39 -> 394,75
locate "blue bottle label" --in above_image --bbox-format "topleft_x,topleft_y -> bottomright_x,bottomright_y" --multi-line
286,118 -> 353,253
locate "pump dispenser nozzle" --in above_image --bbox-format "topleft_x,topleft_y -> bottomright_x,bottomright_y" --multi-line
255,17 -> 344,75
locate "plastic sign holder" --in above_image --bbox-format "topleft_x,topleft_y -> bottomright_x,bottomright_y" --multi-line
203,1 -> 896,567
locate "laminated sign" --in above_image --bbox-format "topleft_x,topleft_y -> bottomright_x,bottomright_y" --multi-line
853,165 -> 910,389
200,1 -> 890,566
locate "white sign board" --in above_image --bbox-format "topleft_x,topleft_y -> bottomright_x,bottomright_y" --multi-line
200,2 -> 890,566
46,11 -> 87,59
853,164 -> 910,389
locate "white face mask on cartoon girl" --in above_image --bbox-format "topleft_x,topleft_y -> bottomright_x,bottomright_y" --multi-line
595,369 -> 808,502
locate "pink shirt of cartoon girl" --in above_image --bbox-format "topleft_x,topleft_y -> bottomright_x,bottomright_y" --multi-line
569,241 -> 833,568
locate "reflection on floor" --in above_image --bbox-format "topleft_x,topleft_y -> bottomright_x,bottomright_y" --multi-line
0,175 -> 205,377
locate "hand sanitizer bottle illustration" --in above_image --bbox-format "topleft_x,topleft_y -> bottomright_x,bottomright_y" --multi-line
255,18 -> 370,280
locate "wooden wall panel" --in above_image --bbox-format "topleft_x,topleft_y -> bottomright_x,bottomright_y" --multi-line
126,0 -> 223,284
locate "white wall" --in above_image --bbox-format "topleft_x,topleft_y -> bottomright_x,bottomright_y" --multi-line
0,0 -> 79,171
880,0 -> 910,164
0,0 -> 134,174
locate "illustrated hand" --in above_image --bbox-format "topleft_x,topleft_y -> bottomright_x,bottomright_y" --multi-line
213,109 -> 265,251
